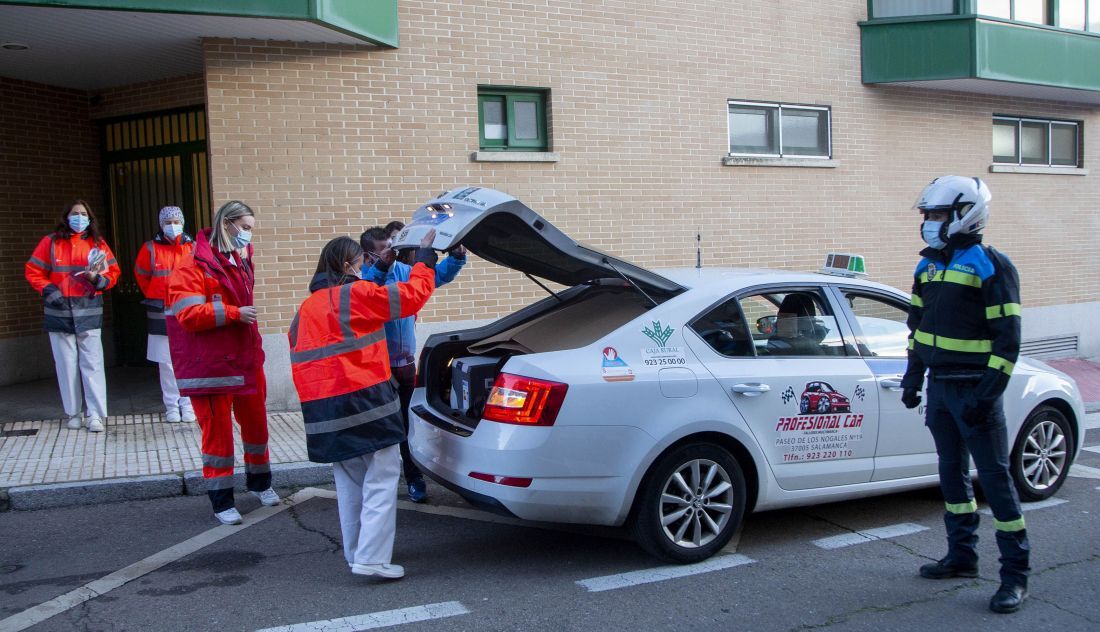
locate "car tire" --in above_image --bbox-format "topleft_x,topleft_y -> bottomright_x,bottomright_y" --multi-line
800,397 -> 810,415
1010,405 -> 1073,502
817,397 -> 830,414
630,443 -> 747,564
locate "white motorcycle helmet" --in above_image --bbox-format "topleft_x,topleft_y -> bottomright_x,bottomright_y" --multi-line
913,175 -> 991,238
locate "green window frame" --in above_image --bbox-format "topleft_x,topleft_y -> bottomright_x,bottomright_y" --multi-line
478,88 -> 549,151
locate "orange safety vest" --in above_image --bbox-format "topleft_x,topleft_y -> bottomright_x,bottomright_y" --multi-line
135,233 -> 194,335
290,265 -> 435,463
25,233 -> 120,333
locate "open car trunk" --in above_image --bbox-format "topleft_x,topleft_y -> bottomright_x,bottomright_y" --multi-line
404,187 -> 685,432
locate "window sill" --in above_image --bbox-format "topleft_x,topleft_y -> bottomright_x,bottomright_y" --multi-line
723,156 -> 838,168
472,151 -> 560,163
988,164 -> 1087,176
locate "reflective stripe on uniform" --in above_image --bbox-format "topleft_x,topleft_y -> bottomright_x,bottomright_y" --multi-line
44,307 -> 103,317
28,256 -> 50,269
242,442 -> 267,455
245,463 -> 271,474
205,475 -> 235,489
912,329 -> 992,354
177,376 -> 245,389
387,283 -> 401,321
988,355 -> 1015,376
202,453 -> 235,468
339,284 -> 355,339
53,265 -> 86,273
290,328 -> 386,363
994,516 -> 1026,532
171,295 -> 207,312
985,303 -> 1022,319
920,269 -> 982,288
910,294 -> 923,308
147,311 -> 166,320
303,398 -> 401,435
213,297 -> 226,327
945,500 -> 977,514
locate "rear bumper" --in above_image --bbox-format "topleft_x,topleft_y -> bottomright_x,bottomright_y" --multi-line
408,406 -> 655,526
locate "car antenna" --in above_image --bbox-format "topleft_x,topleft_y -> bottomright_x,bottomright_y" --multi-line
696,229 -> 702,269
524,273 -> 564,303
601,257 -> 659,308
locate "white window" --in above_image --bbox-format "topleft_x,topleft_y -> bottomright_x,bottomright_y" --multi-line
727,101 -> 831,159
993,116 -> 1080,167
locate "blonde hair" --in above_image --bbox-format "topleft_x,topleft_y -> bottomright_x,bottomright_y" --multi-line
210,201 -> 254,254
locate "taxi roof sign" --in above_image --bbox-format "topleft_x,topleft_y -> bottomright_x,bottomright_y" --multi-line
821,253 -> 867,278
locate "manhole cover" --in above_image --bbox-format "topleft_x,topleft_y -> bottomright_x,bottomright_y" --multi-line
0,429 -> 39,437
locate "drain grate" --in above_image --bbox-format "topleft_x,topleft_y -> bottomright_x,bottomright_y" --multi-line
0,429 -> 39,437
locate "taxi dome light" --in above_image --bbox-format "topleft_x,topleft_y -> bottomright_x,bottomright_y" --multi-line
821,253 -> 867,278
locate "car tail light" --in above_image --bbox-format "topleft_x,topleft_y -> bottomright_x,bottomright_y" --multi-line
482,373 -> 568,426
469,472 -> 533,487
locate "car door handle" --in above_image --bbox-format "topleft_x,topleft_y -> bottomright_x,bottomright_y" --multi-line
878,377 -> 903,391
730,383 -> 770,396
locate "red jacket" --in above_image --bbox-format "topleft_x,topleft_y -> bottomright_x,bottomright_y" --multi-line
290,259 -> 436,463
135,232 -> 195,335
25,233 -> 120,333
166,229 -> 264,396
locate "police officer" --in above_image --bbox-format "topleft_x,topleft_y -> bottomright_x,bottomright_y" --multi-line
900,176 -> 1028,614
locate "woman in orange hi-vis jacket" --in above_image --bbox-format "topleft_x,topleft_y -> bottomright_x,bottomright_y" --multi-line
290,232 -> 437,579
134,206 -> 195,423
25,200 -> 120,433
166,201 -> 279,525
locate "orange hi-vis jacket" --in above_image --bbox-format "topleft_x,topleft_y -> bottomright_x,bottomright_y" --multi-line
166,228 -> 264,397
290,261 -> 436,463
25,232 -> 120,334
134,232 -> 194,335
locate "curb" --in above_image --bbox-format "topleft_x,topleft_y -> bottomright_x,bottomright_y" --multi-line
4,462 -> 333,511
1086,402 -> 1099,414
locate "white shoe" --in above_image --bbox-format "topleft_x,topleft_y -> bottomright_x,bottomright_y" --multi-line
181,408 -> 197,423
250,488 -> 280,507
86,417 -> 105,433
165,408 -> 182,423
351,563 -> 404,579
66,415 -> 82,430
214,507 -> 243,525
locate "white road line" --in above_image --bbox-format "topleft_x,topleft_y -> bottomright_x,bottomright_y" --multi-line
254,601 -> 470,632
1083,413 -> 1100,431
0,488 -> 324,632
575,554 -> 754,592
812,523 -> 928,550
1069,463 -> 1100,479
979,497 -> 1067,515
1083,445 -> 1100,455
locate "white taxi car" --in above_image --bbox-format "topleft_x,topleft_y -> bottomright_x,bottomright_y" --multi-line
396,187 -> 1085,563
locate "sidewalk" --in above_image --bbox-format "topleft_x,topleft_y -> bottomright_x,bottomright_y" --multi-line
1046,357 -> 1100,412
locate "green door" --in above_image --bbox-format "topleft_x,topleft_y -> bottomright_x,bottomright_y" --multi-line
102,107 -> 211,366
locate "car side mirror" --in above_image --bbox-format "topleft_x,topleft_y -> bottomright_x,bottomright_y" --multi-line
757,315 -> 776,335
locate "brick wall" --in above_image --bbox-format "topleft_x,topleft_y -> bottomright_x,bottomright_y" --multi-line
89,73 -> 205,120
0,77 -> 102,339
201,0 -> 1100,338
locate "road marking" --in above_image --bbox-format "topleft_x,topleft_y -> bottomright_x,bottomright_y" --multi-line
254,601 -> 470,632
1069,463 -> 1100,479
980,497 -> 1067,515
812,523 -> 928,550
0,488 -> 324,632
1083,445 -> 1100,455
721,521 -> 744,554
1083,413 -> 1100,431
575,554 -> 754,592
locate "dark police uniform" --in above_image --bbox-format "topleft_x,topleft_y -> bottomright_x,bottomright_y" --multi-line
901,233 -> 1028,589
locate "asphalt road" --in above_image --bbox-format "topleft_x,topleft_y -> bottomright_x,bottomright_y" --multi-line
3,427 -> 1099,632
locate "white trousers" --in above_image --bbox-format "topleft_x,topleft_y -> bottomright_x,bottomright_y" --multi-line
157,359 -> 193,414
48,330 -> 107,419
333,444 -> 401,566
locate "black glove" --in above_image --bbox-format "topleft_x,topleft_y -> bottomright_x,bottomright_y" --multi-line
961,397 -> 993,427
901,388 -> 922,410
413,247 -> 438,269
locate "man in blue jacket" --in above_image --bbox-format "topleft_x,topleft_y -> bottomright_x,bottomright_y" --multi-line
360,226 -> 467,503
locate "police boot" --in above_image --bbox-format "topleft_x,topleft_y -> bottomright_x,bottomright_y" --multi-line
919,556 -> 979,579
990,583 -> 1027,614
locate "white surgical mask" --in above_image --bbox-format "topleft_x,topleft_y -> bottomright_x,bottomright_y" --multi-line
921,220 -> 946,250
163,224 -> 183,239
69,215 -> 90,233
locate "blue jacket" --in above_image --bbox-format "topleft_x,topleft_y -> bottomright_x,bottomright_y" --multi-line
361,255 -> 466,366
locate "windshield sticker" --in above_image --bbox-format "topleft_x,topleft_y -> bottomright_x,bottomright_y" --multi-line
642,320 -> 674,346
601,347 -> 635,382
774,381 -> 864,463
640,346 -> 687,367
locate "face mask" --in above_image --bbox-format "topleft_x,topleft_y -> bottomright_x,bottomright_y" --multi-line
163,224 -> 183,239
921,220 -> 947,250
229,222 -> 252,249
69,215 -> 90,233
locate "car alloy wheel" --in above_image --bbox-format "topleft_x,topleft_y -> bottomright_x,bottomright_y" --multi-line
630,443 -> 746,563
817,397 -> 830,414
1011,405 -> 1073,502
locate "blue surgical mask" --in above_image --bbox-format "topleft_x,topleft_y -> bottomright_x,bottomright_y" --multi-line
162,224 -> 183,240
921,220 -> 946,250
229,222 -> 252,249
68,215 -> 90,233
